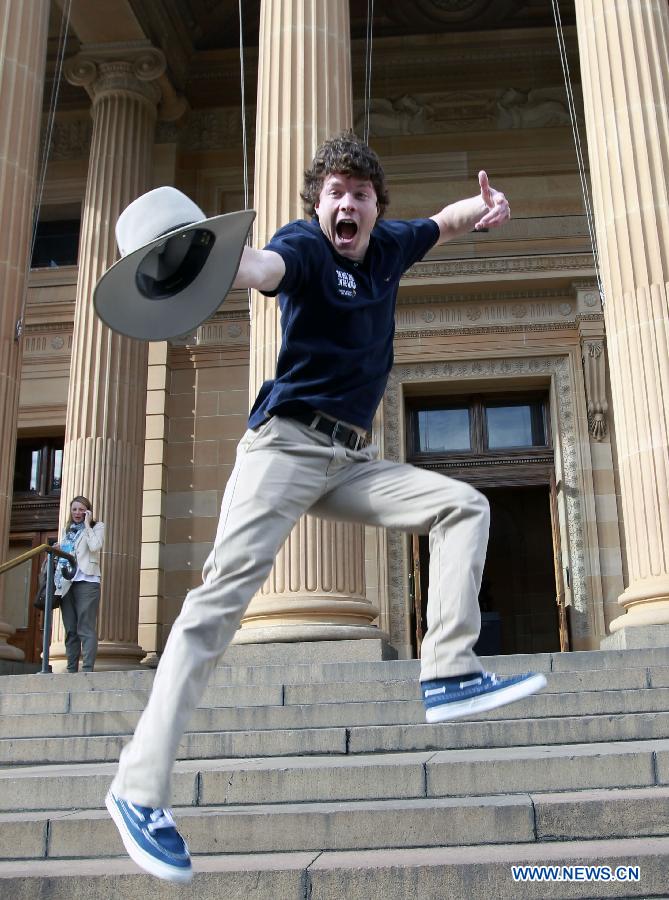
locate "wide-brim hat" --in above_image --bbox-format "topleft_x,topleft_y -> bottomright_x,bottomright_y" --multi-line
93,186 -> 255,341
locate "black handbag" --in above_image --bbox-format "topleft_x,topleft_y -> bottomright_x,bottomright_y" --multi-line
33,558 -> 62,610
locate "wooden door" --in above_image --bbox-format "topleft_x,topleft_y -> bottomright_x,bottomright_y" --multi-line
6,530 -> 57,662
549,472 -> 570,652
410,534 -> 424,655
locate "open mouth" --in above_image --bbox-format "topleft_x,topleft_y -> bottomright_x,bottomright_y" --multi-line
336,219 -> 358,241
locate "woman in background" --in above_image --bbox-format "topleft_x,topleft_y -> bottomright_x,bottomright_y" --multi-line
56,495 -> 105,672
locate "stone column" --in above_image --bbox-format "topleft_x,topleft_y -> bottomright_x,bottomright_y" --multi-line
237,0 -> 380,642
0,0 -> 50,660
575,0 -> 669,631
50,44 -> 165,669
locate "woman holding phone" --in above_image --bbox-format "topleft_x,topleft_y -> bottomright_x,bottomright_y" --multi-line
56,495 -> 105,672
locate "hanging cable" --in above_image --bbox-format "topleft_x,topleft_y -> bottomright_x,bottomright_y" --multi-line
16,0 -> 73,342
238,0 -> 250,212
238,0 -> 252,317
363,0 -> 374,143
551,0 -> 606,306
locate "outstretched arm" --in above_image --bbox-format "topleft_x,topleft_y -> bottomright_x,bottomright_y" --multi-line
430,171 -> 510,245
232,246 -> 286,292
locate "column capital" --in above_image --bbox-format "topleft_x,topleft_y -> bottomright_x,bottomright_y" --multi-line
65,41 -> 187,119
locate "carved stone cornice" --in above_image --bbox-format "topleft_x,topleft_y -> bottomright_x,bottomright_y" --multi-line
405,253 -> 596,281
350,28 -> 576,93
396,293 -> 578,332
398,287 -> 574,306
383,0 -> 525,28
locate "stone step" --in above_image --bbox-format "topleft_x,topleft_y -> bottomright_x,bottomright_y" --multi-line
6,709 -> 669,765
348,710 -> 669,754
3,739 -> 669,813
3,646 -> 669,695
306,837 -> 669,900
5,785 -> 669,862
2,685 -> 669,740
4,665 -> 668,716
0,837 -> 666,899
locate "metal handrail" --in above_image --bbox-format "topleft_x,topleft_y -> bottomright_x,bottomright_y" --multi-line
0,542 -> 74,575
0,541 -> 76,674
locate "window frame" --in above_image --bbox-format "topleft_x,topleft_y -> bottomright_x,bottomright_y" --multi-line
406,392 -> 552,476
13,438 -> 64,498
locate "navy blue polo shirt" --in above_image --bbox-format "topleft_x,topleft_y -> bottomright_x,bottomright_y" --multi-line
248,216 -> 439,431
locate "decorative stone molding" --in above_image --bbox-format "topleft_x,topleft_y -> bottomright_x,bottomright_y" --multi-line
354,96 -> 435,137
581,340 -> 608,441
406,253 -> 595,281
43,117 -> 92,160
383,355 -> 589,650
573,282 -> 603,314
496,87 -> 578,129
195,318 -> 251,347
351,40 -> 573,83
22,330 -> 73,357
401,287 -> 577,307
395,294 -> 577,332
180,83 -> 580,153
382,0 -> 525,29
64,41 -> 188,121
352,85 -> 577,137
180,108 -> 256,151
65,44 -> 164,107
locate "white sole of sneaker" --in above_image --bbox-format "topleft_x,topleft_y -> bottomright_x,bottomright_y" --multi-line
425,673 -> 548,723
105,791 -> 193,883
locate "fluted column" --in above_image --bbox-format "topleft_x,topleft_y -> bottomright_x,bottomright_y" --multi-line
575,0 -> 669,629
0,0 -> 50,660
50,44 -> 165,669
238,0 -> 380,641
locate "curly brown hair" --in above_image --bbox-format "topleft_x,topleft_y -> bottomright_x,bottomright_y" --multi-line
301,131 -> 389,219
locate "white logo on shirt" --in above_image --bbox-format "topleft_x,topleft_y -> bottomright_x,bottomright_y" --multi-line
336,269 -> 357,298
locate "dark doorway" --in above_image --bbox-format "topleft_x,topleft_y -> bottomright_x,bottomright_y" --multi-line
413,484 -> 560,656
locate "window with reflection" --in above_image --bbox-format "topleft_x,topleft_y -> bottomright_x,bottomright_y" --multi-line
409,394 -> 549,458
417,407 -> 471,452
485,402 -> 546,449
13,439 -> 64,496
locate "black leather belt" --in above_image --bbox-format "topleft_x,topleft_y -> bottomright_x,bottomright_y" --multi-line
289,410 -> 370,451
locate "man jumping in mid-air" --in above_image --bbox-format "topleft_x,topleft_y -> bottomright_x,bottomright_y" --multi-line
106,132 -> 547,882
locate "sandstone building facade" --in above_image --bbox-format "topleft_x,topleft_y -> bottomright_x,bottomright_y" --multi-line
1,0 -> 667,671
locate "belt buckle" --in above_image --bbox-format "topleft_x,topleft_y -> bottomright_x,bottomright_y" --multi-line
331,421 -> 344,445
331,420 -> 365,451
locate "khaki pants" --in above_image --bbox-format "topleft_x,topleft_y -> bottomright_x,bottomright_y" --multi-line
112,416 -> 489,807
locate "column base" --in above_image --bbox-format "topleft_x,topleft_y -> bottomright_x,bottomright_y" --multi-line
47,640 -> 146,671
225,635 -> 396,663
608,577 -> 669,632
609,605 -> 669,633
233,623 -> 386,645
0,660 -> 39,675
600,624 -> 669,651
0,621 -> 24,661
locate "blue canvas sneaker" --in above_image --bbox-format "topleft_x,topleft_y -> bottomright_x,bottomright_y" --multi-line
422,671 -> 547,723
106,790 -> 192,882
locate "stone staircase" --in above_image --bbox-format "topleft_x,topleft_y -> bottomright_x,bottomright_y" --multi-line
1,641 -> 669,898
